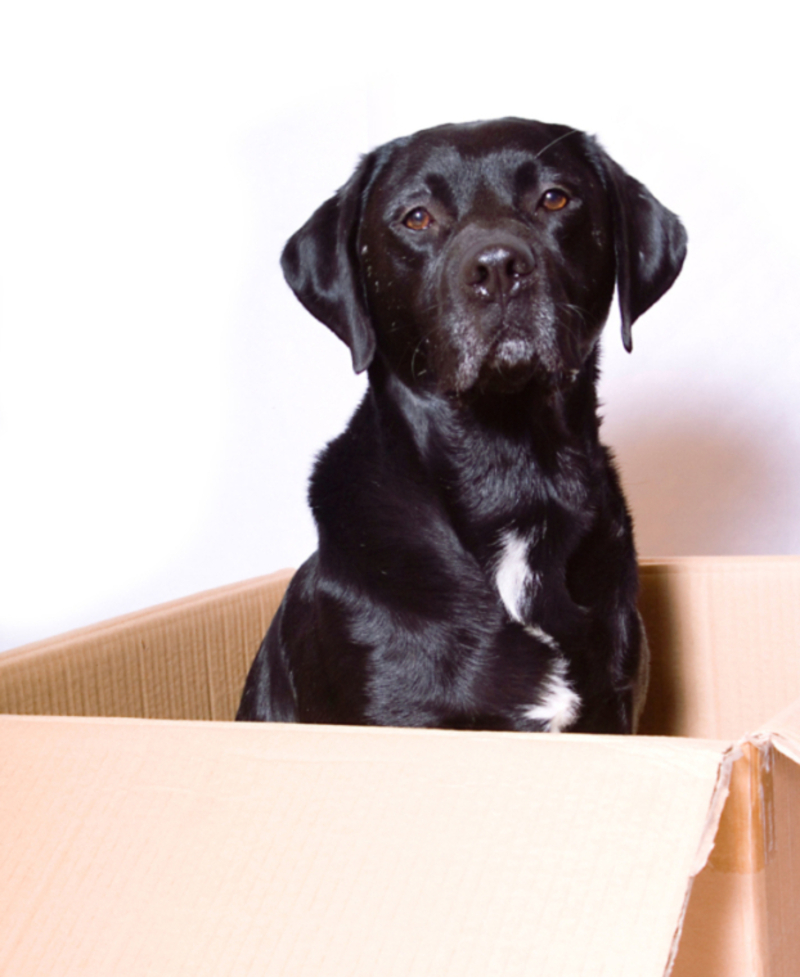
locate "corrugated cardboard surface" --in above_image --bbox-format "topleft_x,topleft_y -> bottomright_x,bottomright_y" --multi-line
671,737 -> 800,977
638,557 -> 800,740
0,715 -> 729,977
637,557 -> 800,977
0,569 -> 290,720
2,556 -> 800,976
764,746 -> 800,976
765,695 -> 800,763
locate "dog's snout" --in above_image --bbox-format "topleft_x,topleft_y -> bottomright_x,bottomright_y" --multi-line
464,242 -> 534,302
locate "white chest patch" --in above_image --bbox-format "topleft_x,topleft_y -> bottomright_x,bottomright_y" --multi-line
495,530 -> 579,731
494,530 -> 533,623
495,531 -> 560,648
522,657 -> 582,733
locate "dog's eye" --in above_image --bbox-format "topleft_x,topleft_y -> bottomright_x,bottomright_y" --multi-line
540,189 -> 570,212
402,207 -> 433,231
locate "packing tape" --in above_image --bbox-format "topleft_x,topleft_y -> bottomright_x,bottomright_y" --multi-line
708,739 -> 775,875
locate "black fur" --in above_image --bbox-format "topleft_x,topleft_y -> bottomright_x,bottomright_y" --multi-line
237,118 -> 686,733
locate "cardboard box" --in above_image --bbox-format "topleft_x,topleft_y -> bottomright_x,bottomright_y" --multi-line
1,558 -> 799,976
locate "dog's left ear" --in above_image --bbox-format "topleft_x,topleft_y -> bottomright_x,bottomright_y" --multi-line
280,153 -> 379,373
589,143 -> 688,352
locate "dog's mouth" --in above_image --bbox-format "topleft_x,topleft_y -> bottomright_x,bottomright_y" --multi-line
476,358 -> 579,396
441,353 -> 578,400
436,311 -> 577,398
475,348 -> 538,394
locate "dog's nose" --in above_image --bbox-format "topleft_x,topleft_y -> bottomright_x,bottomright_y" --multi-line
464,243 -> 534,302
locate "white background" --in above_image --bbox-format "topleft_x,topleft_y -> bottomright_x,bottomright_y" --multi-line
1,0 -> 799,652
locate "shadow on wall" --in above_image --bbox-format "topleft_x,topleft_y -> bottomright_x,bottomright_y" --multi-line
609,410 -> 800,557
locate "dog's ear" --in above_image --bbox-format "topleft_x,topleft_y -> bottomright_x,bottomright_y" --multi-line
590,144 -> 688,352
281,153 -> 379,373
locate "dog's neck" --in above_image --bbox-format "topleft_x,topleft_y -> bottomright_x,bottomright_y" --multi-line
370,349 -> 602,460
367,350 -> 604,555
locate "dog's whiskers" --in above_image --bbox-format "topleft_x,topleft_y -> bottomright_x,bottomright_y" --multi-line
533,128 -> 581,160
556,302 -> 591,330
410,339 -> 427,379
408,327 -> 437,380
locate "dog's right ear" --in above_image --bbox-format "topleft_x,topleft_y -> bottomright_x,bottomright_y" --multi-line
280,153 -> 378,374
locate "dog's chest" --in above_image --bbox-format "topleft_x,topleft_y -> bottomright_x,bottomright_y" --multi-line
494,529 -> 540,625
449,437 -> 595,624
491,528 -> 584,733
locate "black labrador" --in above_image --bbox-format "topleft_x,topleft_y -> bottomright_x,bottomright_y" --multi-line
237,118 -> 686,734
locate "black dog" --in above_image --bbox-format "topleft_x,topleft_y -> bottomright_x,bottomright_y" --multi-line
237,118 -> 686,734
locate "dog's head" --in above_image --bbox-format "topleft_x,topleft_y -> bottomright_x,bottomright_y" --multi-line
281,118 -> 687,396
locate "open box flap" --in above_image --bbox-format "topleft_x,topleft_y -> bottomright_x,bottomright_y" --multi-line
758,705 -> 800,977
638,556 -> 800,741
0,569 -> 293,721
668,721 -> 800,977
0,715 -> 731,977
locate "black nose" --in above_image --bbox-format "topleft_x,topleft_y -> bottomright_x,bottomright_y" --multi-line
464,243 -> 535,302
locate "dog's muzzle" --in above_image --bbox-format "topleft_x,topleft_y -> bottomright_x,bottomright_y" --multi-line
433,227 -> 556,394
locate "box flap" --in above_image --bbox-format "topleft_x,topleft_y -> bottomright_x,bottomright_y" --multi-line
638,556 -> 800,740
762,740 -> 800,976
0,716 -> 730,977
0,570 -> 292,721
670,731 -> 800,977
761,695 -> 800,764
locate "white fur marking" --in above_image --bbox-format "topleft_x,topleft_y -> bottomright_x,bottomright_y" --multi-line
524,624 -> 560,651
495,531 -> 530,623
523,657 -> 582,733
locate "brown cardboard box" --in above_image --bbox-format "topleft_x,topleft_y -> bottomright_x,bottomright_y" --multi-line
1,558 -> 799,976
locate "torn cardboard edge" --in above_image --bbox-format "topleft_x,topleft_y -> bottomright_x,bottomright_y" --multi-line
667,723 -> 800,977
665,741 -> 738,975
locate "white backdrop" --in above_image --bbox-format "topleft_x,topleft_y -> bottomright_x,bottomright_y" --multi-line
2,0 -> 799,651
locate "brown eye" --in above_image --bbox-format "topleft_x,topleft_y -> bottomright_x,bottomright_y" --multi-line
541,189 -> 569,212
402,207 -> 433,230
